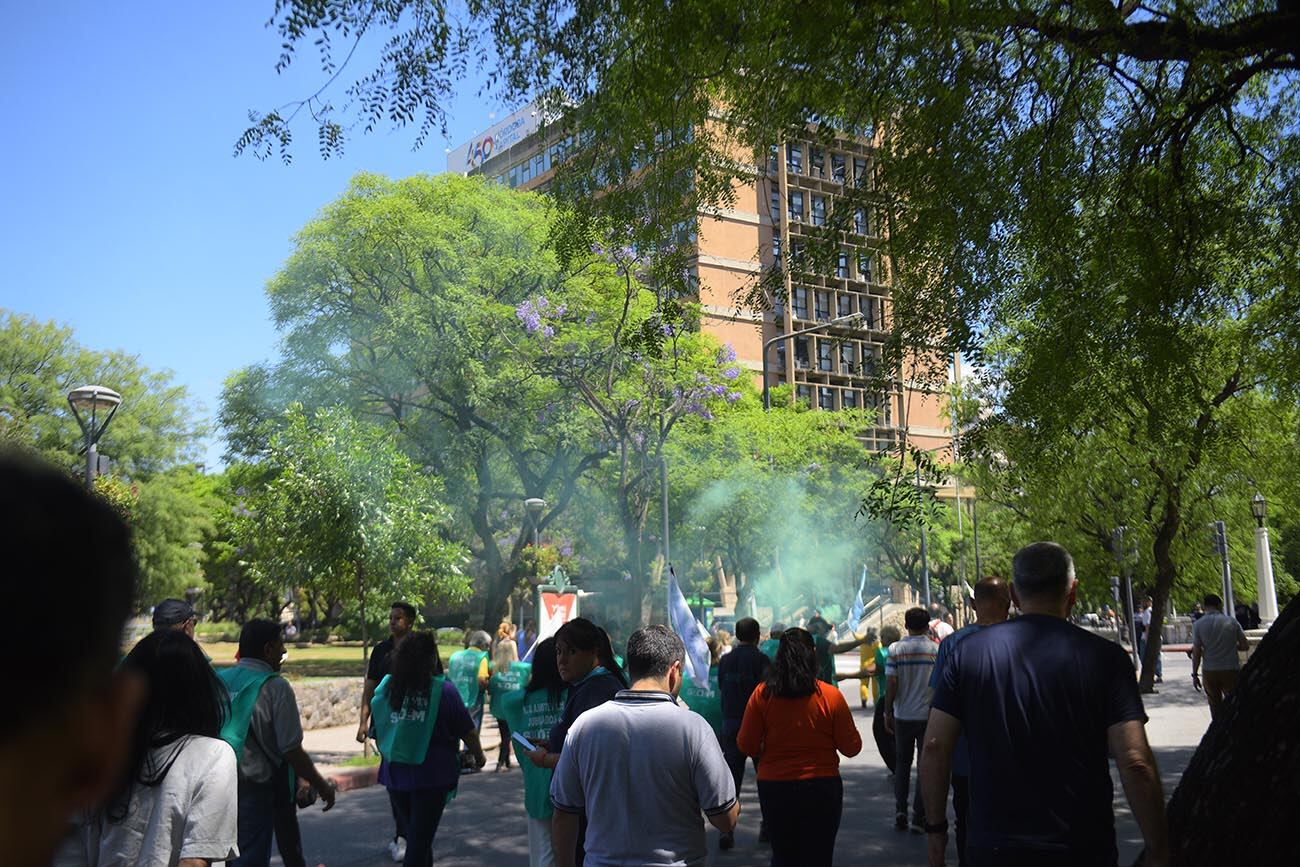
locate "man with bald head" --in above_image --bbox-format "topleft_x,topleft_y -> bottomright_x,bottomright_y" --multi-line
920,543 -> 1168,867
925,577 -> 1011,865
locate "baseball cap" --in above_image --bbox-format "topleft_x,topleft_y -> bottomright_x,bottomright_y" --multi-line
152,598 -> 196,630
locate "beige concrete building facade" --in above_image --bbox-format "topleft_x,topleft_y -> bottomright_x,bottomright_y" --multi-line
449,107 -> 955,458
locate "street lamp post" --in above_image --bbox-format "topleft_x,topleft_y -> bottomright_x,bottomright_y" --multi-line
761,313 -> 864,411
67,385 -> 122,489
1210,520 -> 1236,618
524,497 -> 547,548
1251,494 -> 1280,626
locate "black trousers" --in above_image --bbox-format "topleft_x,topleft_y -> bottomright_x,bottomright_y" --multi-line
757,776 -> 843,867
719,727 -> 758,796
388,787 -> 450,867
966,847 -> 1117,867
272,801 -> 305,867
872,701 -> 896,773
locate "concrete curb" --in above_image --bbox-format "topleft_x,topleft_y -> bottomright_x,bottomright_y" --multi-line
326,765 -> 379,792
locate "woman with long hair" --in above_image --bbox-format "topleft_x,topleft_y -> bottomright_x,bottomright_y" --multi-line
737,627 -> 862,866
524,617 -> 626,866
487,638 -> 529,771
372,631 -> 487,867
61,630 -> 239,866
493,638 -> 568,867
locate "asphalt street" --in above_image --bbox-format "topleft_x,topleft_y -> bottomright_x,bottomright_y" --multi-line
285,651 -> 1211,866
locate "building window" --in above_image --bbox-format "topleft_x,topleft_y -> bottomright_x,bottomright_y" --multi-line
811,195 -> 826,227
789,191 -> 804,222
818,341 -> 833,372
843,389 -> 858,409
878,297 -> 888,327
831,153 -> 846,182
858,253 -> 873,282
768,145 -> 779,173
838,293 -> 853,318
818,386 -> 835,410
790,241 -> 804,271
861,297 -> 875,329
793,287 -> 809,320
853,157 -> 868,184
775,341 -> 786,370
882,395 -> 893,425
811,147 -> 825,177
797,384 -> 812,405
794,337 -> 810,368
855,208 -> 868,235
771,233 -> 782,266
840,342 -> 856,373
836,252 -> 849,278
815,291 -> 831,321
770,190 -> 781,223
863,346 -> 878,375
787,143 -> 803,174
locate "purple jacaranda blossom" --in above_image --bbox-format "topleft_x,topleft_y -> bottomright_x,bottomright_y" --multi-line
542,325 -> 555,338
560,543 -> 574,557
722,366 -> 741,380
718,344 -> 737,364
660,323 -> 675,336
725,390 -> 742,403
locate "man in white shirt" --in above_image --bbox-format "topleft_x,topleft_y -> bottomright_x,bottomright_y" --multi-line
550,625 -> 739,867
883,607 -> 940,833
1191,593 -> 1250,718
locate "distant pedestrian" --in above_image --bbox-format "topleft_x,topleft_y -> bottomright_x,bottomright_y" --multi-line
882,608 -> 938,833
551,626 -> 738,867
448,631 -> 492,734
151,598 -> 198,638
928,604 -> 954,643
2,453 -> 140,867
806,616 -> 868,684
736,627 -> 861,865
1191,593 -> 1249,719
1137,598 -> 1163,683
759,623 -> 785,661
922,542 -> 1168,867
219,620 -> 335,867
488,638 -> 530,771
519,620 -> 538,659
372,631 -> 486,867
716,617 -> 771,849
680,637 -> 723,738
494,638 -> 568,867
357,601 -> 418,863
925,577 -> 1011,866
524,618 -> 628,865
59,630 -> 238,867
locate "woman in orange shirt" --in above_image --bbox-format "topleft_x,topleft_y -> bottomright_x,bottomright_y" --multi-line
737,627 -> 862,866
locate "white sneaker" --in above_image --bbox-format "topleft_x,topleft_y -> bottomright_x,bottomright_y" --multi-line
388,837 -> 407,863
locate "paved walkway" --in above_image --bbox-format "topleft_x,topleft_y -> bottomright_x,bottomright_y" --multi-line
289,651 -> 1211,866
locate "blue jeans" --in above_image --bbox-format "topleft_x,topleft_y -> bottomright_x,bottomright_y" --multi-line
230,780 -> 276,867
388,787 -> 450,867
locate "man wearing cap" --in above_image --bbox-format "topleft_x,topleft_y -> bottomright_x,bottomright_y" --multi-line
152,598 -> 197,637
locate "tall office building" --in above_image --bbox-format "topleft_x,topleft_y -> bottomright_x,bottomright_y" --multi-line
447,106 -> 954,457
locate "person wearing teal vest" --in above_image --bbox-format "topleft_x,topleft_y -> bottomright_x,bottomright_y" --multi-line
218,619 -> 335,867
487,639 -> 531,772
681,663 -> 724,735
373,631 -> 485,867
448,630 -> 492,734
494,637 -> 568,867
807,615 -> 868,684
759,622 -> 786,661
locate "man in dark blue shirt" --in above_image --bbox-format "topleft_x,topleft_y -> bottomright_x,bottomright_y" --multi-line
717,616 -> 770,849
921,542 -> 1168,867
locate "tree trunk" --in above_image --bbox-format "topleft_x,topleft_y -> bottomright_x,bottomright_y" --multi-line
480,568 -> 514,632
1166,595 -> 1300,865
1140,489 -> 1182,693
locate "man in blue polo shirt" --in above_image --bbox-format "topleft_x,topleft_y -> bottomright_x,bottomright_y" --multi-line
921,542 -> 1168,867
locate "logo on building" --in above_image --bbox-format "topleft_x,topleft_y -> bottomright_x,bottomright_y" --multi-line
447,105 -> 540,174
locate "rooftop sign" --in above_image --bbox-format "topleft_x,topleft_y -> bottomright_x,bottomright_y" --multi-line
447,104 -> 539,174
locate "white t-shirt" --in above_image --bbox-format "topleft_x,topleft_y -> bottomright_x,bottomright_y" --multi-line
56,735 -> 239,867
1192,610 -> 1247,672
550,690 -> 737,867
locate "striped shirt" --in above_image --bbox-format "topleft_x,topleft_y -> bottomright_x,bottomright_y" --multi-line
886,634 -> 939,720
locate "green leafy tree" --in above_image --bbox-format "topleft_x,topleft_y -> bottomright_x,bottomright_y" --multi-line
131,466 -> 221,608
0,311 -> 201,477
224,172 -> 616,629
234,404 -> 468,659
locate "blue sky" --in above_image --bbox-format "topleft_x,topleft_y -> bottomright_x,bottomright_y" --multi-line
1,2 -> 501,467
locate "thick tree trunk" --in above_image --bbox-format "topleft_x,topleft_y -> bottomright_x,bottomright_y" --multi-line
1166,594 -> 1300,865
480,568 -> 514,632
1140,489 -> 1182,693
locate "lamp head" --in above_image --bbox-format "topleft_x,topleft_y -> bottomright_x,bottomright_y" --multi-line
1251,492 -> 1266,525
66,385 -> 123,442
524,497 -> 548,516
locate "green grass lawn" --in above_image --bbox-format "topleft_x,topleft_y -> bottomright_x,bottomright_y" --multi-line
203,640 -> 464,679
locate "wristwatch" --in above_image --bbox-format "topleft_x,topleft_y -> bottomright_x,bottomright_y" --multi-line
924,820 -> 949,834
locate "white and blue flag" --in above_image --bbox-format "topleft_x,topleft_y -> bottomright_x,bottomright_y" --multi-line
845,565 -> 868,634
667,566 -> 713,684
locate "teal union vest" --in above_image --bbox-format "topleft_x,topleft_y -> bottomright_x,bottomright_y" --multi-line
448,649 -> 488,707
370,675 -> 446,765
